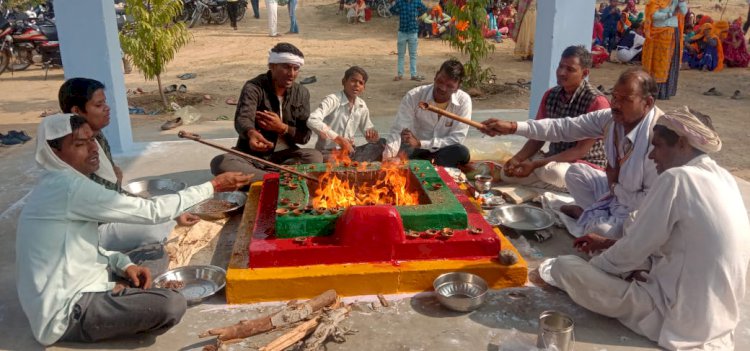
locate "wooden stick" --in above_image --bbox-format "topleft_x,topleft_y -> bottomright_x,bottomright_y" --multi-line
178,131 -> 318,183
418,102 -> 485,129
260,317 -> 321,351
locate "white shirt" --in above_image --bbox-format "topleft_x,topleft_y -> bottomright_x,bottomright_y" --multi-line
16,169 -> 213,345
516,108 -> 659,211
591,155 -> 750,349
307,91 -> 373,151
383,84 -> 472,158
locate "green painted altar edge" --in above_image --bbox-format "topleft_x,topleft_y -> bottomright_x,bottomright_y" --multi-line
274,160 -> 467,238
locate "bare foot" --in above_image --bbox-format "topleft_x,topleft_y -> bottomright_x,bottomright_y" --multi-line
560,205 -> 584,219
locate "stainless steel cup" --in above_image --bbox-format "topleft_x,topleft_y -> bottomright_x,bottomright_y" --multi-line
474,174 -> 492,194
536,310 -> 574,351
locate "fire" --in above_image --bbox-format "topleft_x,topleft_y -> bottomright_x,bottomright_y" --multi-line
312,151 -> 420,208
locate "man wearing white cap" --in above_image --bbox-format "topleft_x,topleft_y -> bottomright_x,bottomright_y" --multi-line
211,43 -> 323,180
539,107 -> 750,350
16,114 -> 252,345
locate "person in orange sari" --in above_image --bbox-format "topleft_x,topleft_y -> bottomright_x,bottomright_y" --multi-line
642,0 -> 687,100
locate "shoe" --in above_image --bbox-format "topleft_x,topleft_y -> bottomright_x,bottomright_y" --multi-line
8,130 -> 32,142
300,76 -> 317,85
596,85 -> 605,92
164,84 -> 177,93
0,133 -> 23,145
703,87 -> 722,96
178,84 -> 187,93
393,75 -> 403,81
177,73 -> 197,80
161,117 -> 183,131
731,90 -> 743,100
225,97 -> 239,105
410,75 -> 425,82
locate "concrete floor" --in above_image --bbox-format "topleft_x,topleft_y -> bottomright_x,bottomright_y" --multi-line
1,110 -> 750,350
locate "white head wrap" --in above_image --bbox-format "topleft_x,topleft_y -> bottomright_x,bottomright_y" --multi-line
655,106 -> 722,153
35,113 -> 117,181
268,50 -> 304,67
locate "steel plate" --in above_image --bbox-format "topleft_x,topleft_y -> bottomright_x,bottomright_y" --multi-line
489,204 -> 555,231
153,265 -> 226,305
124,179 -> 186,198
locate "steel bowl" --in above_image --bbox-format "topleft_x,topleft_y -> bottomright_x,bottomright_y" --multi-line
189,191 -> 248,220
153,265 -> 226,305
433,272 -> 488,312
124,178 -> 186,198
489,204 -> 555,232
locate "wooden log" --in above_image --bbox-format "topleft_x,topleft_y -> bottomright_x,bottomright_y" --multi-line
199,290 -> 338,343
260,317 -> 321,351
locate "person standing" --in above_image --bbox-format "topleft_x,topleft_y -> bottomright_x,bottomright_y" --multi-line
390,0 -> 428,81
227,0 -> 239,30
210,43 -> 323,180
287,0 -> 299,34
266,0 -> 279,36
251,0 -> 260,19
512,0 -> 536,60
600,0 -> 621,52
642,0 -> 687,100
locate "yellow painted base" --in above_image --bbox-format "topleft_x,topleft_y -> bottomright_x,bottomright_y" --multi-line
226,182 -> 528,304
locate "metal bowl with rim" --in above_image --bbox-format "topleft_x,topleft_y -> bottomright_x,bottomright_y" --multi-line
189,191 -> 248,220
489,204 -> 555,232
433,272 -> 488,312
124,179 -> 186,198
153,265 -> 226,305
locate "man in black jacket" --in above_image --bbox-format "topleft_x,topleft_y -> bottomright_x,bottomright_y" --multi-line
211,43 -> 322,181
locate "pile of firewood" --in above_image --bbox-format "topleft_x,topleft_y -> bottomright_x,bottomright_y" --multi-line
200,290 -> 355,351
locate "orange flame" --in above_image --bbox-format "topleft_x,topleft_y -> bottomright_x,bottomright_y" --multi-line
312,151 -> 420,208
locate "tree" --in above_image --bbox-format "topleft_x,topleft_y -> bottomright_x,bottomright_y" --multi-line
444,0 -> 494,89
120,0 -> 191,110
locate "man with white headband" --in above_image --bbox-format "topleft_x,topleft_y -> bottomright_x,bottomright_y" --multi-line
538,107 -> 750,350
211,43 -> 323,179
17,114 -> 252,345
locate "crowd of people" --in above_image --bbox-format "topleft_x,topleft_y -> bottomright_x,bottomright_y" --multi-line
12,0 -> 750,349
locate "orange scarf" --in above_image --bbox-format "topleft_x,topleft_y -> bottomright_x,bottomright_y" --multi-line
691,23 -> 724,71
642,0 -> 684,83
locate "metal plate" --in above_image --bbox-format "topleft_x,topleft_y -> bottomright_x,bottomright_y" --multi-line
123,179 -> 186,198
189,191 -> 248,220
153,265 -> 226,304
489,204 -> 555,231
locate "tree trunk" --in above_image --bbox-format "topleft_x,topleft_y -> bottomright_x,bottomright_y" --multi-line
157,74 -> 169,111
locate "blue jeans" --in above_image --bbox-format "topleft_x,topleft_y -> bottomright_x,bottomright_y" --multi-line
288,0 -> 298,33
251,0 -> 260,18
397,31 -> 418,78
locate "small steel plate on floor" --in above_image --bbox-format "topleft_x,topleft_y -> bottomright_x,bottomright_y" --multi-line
153,265 -> 226,305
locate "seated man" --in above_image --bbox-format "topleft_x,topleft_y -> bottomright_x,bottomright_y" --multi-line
482,68 -> 662,238
211,43 -> 323,181
542,108 -> 748,350
307,66 -> 382,162
383,59 -> 471,168
17,114 -> 252,345
58,78 -> 200,257
502,45 -> 609,190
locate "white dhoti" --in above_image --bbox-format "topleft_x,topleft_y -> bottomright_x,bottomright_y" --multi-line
98,220 -> 176,252
266,0 -> 278,36
616,46 -> 642,63
564,163 -> 628,238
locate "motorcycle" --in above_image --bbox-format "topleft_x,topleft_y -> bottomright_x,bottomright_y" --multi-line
0,15 -> 61,77
188,0 -> 229,28
176,0 -> 197,23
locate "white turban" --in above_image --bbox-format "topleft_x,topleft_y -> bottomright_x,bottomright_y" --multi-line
656,106 -> 722,154
35,113 -> 118,182
268,50 -> 304,67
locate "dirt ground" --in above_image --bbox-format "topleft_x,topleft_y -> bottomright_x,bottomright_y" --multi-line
0,0 -> 749,177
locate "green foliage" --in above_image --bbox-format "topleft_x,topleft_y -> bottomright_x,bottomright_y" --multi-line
120,0 -> 191,109
444,0 -> 495,89
3,0 -> 44,11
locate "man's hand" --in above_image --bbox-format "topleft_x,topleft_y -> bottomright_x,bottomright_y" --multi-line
256,111 -> 287,134
365,128 -> 379,143
400,128 -> 420,148
114,165 -> 123,185
124,265 -> 152,289
510,160 -> 537,178
503,158 -> 521,177
480,119 -> 517,136
211,172 -> 254,192
176,212 -> 201,226
573,233 -> 616,254
334,135 -> 355,154
247,129 -> 274,152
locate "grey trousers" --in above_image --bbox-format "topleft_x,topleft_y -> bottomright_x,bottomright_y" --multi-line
321,142 -> 385,163
210,148 -> 323,182
59,287 -> 187,343
403,144 -> 471,168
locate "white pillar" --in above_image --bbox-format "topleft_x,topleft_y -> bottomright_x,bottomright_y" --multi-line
528,0 -> 596,119
55,0 -> 133,154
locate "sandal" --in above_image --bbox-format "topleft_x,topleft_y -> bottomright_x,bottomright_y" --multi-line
225,97 -> 238,105
177,84 -> 187,93
410,75 -> 425,81
731,90 -> 743,100
164,84 -> 178,93
393,75 -> 403,81
703,87 -> 722,96
177,73 -> 197,80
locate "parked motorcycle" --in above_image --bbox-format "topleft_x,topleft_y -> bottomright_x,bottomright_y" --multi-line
0,15 -> 61,77
188,0 -> 228,28
176,0 -> 197,23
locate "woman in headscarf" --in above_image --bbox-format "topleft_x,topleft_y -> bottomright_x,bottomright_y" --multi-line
641,0 -> 687,100
512,0 -> 536,60
683,22 -> 723,71
722,23 -> 749,68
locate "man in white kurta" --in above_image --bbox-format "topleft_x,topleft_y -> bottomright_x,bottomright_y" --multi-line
481,68 -> 661,238
543,108 -> 750,350
383,59 -> 472,168
16,114 -> 252,345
